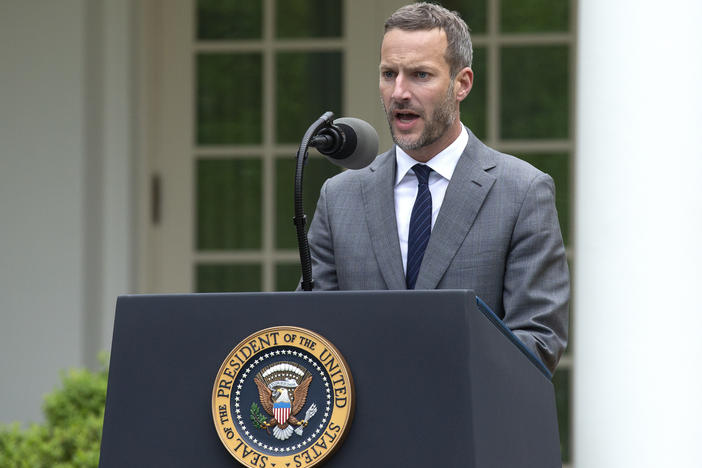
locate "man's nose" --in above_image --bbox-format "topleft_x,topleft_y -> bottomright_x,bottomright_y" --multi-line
391,74 -> 411,101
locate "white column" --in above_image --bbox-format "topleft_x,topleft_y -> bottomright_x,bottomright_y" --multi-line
0,0 -> 136,423
575,1 -> 702,467
0,0 -> 87,424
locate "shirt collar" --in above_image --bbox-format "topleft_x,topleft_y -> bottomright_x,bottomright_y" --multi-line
395,125 -> 469,186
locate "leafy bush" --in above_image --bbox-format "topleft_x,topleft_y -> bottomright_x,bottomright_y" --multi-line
0,358 -> 108,468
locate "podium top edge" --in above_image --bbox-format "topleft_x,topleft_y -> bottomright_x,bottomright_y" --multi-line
117,289 -> 477,300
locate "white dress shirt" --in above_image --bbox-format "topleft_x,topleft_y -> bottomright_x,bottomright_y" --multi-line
394,126 -> 469,273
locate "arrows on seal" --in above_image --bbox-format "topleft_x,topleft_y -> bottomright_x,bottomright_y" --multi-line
294,403 -> 318,436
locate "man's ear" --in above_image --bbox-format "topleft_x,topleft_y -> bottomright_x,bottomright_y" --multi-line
454,67 -> 474,102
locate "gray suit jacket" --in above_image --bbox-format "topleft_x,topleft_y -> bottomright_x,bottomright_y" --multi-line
306,129 -> 569,372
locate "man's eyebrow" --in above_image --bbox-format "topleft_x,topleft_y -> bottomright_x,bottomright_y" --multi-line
406,63 -> 439,73
379,62 -> 438,71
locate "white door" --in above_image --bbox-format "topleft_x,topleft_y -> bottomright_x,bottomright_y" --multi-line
139,0 -> 402,294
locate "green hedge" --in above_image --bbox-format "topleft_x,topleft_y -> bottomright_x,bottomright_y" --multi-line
0,359 -> 108,468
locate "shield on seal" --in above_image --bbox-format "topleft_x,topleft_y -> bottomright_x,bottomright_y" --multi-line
273,401 -> 291,425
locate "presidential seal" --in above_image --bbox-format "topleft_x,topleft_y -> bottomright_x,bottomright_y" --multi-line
212,326 -> 354,468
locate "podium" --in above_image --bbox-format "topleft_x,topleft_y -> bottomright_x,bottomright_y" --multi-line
99,290 -> 561,467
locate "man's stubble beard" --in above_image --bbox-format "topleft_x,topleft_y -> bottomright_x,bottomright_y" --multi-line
383,83 -> 457,152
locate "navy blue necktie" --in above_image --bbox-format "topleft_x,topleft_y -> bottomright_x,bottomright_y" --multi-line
406,164 -> 432,289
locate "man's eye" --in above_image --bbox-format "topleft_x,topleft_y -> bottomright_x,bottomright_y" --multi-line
416,71 -> 428,79
382,71 -> 395,79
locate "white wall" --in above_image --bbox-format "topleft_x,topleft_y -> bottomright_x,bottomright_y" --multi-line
575,0 -> 702,466
0,0 -> 135,423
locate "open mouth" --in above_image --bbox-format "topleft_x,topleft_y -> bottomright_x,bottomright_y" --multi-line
394,110 -> 420,124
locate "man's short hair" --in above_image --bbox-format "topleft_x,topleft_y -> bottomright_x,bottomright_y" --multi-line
384,2 -> 473,78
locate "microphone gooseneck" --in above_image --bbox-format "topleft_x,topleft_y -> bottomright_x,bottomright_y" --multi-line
294,112 -> 335,291
294,112 -> 379,291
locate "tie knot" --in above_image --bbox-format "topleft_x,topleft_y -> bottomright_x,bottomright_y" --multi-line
412,164 -> 432,186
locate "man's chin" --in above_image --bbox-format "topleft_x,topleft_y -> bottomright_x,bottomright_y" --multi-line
390,127 -> 423,150
392,135 -> 423,152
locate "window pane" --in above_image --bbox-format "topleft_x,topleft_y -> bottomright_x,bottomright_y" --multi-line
461,46 -> 486,140
197,53 -> 262,144
553,368 -> 571,463
276,0 -> 342,38
275,157 -> 340,249
437,0 -> 487,34
197,159 -> 262,250
517,153 -> 570,245
501,46 -> 569,139
276,263 -> 302,291
276,52 -> 343,144
501,0 -> 569,33
196,0 -> 262,40
196,264 -> 262,292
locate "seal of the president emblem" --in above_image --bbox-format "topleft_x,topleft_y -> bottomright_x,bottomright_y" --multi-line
212,326 -> 355,467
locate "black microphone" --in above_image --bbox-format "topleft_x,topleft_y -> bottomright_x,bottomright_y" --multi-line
309,117 -> 379,169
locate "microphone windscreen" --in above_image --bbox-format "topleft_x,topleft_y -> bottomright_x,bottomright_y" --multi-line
328,117 -> 379,170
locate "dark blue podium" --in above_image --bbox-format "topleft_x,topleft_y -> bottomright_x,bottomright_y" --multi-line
99,290 -> 561,467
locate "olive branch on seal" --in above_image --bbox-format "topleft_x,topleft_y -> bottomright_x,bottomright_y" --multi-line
250,403 -> 268,429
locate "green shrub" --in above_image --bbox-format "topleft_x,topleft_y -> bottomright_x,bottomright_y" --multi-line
0,358 -> 108,468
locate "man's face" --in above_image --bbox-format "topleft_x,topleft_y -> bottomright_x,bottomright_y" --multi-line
379,28 -> 470,161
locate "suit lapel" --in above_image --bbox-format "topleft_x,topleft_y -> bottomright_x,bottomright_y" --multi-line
361,149 -> 407,289
415,131 -> 497,289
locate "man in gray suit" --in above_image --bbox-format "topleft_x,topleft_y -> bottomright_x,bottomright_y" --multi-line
306,3 -> 569,373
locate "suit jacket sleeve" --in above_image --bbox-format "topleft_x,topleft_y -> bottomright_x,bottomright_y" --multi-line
502,172 -> 569,373
306,180 -> 339,290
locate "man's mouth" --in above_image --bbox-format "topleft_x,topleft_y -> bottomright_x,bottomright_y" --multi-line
394,110 -> 420,124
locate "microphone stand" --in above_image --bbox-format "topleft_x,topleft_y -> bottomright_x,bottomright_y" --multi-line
294,111 -> 335,291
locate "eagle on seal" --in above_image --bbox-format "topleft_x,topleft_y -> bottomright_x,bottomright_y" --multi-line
254,363 -> 313,441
